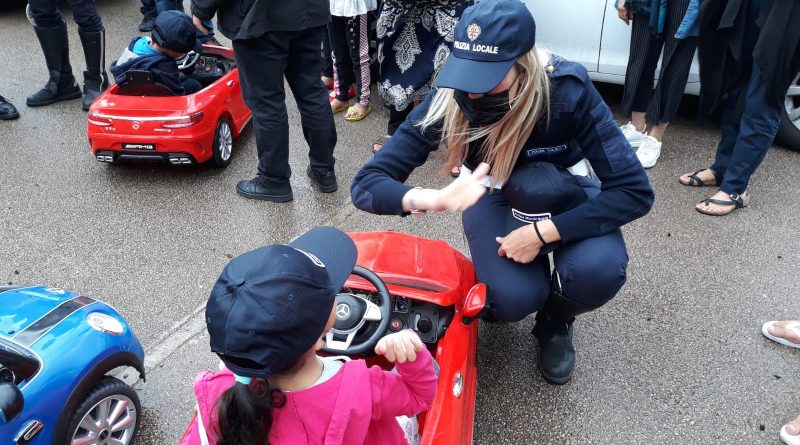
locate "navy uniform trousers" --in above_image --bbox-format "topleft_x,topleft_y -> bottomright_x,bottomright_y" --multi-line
28,0 -> 103,31
232,27 -> 337,182
462,177 -> 629,322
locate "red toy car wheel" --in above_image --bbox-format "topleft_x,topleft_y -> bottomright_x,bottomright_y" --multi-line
210,118 -> 233,167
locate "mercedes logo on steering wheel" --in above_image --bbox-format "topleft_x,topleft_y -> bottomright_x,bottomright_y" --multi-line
336,303 -> 351,319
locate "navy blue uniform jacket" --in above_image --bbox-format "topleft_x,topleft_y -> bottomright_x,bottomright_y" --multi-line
110,38 -> 185,96
351,57 -> 655,244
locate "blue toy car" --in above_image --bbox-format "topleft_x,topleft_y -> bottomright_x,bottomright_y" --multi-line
0,285 -> 145,445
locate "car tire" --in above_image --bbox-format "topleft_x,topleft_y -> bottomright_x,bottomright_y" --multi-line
210,117 -> 234,167
66,376 -> 141,445
778,72 -> 800,152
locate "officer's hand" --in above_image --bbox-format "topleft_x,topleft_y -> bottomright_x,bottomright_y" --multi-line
496,224 -> 542,264
617,0 -> 632,25
193,15 -> 209,35
433,162 -> 490,212
375,330 -> 424,363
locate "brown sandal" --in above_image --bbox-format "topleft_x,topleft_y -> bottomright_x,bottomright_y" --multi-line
679,169 -> 719,187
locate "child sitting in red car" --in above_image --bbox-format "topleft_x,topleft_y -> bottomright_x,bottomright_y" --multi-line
110,10 -> 202,95
180,227 -> 437,445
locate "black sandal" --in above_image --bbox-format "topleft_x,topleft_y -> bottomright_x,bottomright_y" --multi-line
372,135 -> 391,154
695,192 -> 749,216
680,169 -> 720,187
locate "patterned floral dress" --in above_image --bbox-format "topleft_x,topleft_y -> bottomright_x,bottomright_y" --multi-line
376,0 -> 471,112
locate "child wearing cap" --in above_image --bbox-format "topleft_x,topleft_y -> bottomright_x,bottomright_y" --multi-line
180,227 -> 437,445
109,10 -> 203,96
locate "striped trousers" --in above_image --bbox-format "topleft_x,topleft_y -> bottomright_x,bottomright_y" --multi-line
330,14 -> 372,107
621,0 -> 697,126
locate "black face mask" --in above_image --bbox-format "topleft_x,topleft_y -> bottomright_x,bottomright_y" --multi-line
453,89 -> 511,126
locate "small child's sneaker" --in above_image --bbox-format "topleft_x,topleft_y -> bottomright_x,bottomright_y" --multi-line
620,122 -> 647,148
636,135 -> 662,169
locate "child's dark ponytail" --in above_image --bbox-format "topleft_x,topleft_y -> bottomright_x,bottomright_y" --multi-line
215,378 -> 285,445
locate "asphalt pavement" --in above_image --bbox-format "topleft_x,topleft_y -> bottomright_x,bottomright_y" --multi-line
1,1 -> 799,444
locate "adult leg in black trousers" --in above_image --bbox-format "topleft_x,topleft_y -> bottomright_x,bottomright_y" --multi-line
139,0 -> 156,32
286,26 -> 338,191
233,27 -> 336,202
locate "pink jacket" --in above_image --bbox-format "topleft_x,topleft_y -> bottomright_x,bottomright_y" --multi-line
179,348 -> 437,445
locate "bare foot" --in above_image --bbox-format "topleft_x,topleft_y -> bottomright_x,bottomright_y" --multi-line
373,134 -> 390,153
768,321 -> 800,345
695,190 -> 749,216
330,98 -> 348,112
679,168 -> 717,186
321,76 -> 333,87
786,415 -> 800,435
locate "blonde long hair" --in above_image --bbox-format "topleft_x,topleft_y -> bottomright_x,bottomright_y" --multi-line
419,47 -> 551,185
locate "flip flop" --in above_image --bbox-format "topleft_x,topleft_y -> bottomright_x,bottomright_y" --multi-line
679,169 -> 719,187
344,105 -> 371,122
695,192 -> 749,216
781,422 -> 800,445
762,321 -> 800,349
372,135 -> 390,154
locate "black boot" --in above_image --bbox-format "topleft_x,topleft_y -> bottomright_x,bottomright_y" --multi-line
532,272 -> 598,384
79,30 -> 109,111
27,25 -> 82,107
0,95 -> 19,120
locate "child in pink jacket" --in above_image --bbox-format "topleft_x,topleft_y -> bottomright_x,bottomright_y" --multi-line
179,226 -> 437,445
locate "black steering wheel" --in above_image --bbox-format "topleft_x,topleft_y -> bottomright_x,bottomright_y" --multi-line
176,51 -> 201,73
322,265 -> 392,356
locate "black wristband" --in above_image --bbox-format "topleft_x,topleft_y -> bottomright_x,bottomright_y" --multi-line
533,222 -> 547,245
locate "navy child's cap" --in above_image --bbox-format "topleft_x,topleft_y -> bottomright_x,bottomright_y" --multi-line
151,10 -> 203,55
502,163 -> 587,253
206,227 -> 358,378
436,0 -> 536,94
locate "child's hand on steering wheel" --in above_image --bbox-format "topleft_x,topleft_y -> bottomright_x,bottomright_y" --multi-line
375,330 -> 425,363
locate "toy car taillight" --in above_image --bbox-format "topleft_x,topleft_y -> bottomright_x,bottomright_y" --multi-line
161,112 -> 204,129
87,112 -> 112,127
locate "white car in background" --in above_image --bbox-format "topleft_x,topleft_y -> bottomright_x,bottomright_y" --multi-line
527,0 -> 800,151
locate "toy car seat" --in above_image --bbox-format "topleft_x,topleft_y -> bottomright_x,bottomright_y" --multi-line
117,70 -> 174,96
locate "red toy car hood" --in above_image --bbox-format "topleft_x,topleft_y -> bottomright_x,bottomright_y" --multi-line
347,231 -> 476,307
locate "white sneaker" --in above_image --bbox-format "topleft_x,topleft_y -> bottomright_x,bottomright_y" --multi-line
636,136 -> 662,169
620,122 -> 647,148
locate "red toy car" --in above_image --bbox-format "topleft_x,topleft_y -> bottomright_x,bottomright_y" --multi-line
338,231 -> 485,445
87,45 -> 251,167
179,231 -> 486,444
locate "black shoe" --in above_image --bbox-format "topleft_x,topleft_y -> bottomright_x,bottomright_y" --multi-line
138,16 -> 155,32
235,176 -> 293,202
203,37 -> 224,47
531,272 -> 598,385
532,313 -> 576,385
27,25 -> 82,107
0,96 -> 19,120
306,166 -> 338,193
79,30 -> 109,111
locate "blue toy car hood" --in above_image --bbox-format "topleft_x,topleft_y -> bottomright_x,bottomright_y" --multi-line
0,286 -> 95,341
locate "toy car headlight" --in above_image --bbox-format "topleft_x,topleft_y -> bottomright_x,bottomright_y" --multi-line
87,312 -> 125,335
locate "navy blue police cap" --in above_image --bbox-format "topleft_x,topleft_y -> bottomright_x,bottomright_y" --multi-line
151,10 -> 203,55
502,163 -> 587,255
206,227 -> 358,378
436,0 -> 536,94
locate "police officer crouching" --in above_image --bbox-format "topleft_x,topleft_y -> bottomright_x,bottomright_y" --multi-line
350,0 -> 654,384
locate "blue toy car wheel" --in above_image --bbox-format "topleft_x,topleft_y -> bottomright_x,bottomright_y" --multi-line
66,376 -> 140,444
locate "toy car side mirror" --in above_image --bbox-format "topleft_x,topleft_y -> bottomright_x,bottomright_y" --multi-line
0,382 -> 24,424
461,283 -> 487,323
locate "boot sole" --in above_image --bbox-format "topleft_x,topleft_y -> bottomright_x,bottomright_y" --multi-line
26,90 -> 82,107
537,359 -> 574,385
235,185 -> 293,203
0,112 -> 20,121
